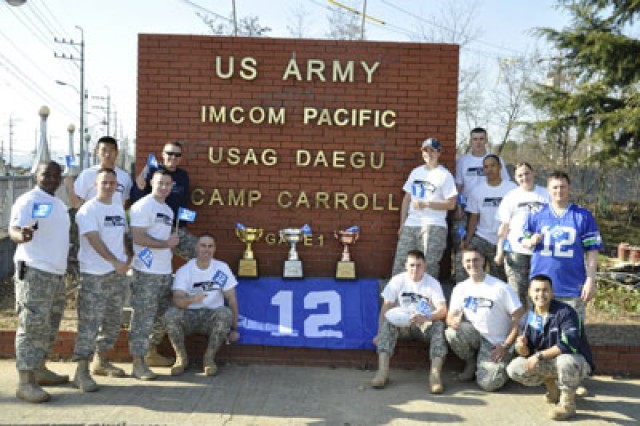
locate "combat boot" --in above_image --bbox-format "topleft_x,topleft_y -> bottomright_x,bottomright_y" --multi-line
16,370 -> 50,403
170,343 -> 189,376
72,360 -> 99,392
457,356 -> 477,381
370,352 -> 390,389
91,351 -> 125,377
549,389 -> 577,420
34,359 -> 69,386
132,356 -> 157,381
429,357 -> 445,394
144,344 -> 174,367
203,345 -> 219,376
542,378 -> 560,404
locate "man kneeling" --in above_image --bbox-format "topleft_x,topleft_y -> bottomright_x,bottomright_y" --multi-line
165,234 -> 240,376
372,250 -> 448,393
507,275 -> 594,421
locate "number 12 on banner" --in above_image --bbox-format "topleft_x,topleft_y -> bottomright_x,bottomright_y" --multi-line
270,290 -> 344,338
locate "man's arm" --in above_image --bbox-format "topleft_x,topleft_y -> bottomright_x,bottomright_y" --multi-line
397,193 -> 411,236
494,222 -> 510,265
9,225 -> 34,244
224,288 -> 240,342
64,176 -> 84,209
491,306 -> 524,362
412,301 -> 447,325
131,226 -> 179,249
582,250 -> 598,302
374,300 -> 396,345
172,289 -> 206,309
85,231 -> 129,274
413,195 -> 457,211
462,213 -> 479,248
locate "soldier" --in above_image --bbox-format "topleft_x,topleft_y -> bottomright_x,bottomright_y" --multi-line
372,250 -> 448,393
164,234 -> 239,376
445,246 -> 523,391
71,168 -> 131,392
507,275 -> 594,420
9,161 -> 70,403
128,169 -> 179,380
131,141 -> 197,262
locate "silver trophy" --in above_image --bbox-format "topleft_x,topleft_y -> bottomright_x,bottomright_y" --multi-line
279,225 -> 311,278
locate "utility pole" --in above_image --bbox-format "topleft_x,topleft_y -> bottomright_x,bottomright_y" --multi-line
92,86 -> 111,136
54,26 -> 85,170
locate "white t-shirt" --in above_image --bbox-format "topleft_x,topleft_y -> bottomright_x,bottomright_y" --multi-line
76,198 -> 128,275
172,258 -> 238,310
449,274 -> 521,345
130,194 -> 174,274
382,271 -> 446,313
10,187 -> 70,275
74,165 -> 132,205
455,153 -> 510,199
402,164 -> 457,228
497,185 -> 550,254
466,180 -> 517,245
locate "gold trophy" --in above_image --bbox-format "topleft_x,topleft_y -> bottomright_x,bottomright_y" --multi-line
280,224 -> 312,278
235,223 -> 263,277
334,226 -> 360,279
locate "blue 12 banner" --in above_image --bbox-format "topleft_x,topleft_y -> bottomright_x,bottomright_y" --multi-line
235,277 -> 379,350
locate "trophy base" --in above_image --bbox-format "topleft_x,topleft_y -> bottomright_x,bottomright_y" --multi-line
336,261 -> 356,280
283,260 -> 303,278
238,259 -> 258,277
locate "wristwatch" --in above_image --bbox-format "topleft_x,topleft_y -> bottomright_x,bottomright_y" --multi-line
536,351 -> 544,361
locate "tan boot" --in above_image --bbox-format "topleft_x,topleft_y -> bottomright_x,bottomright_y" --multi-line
144,344 -> 174,367
16,370 -> 50,403
575,385 -> 588,397
72,360 -> 99,392
91,351 -> 125,377
132,356 -> 157,381
203,346 -> 218,376
371,352 -> 390,389
429,357 -> 445,394
34,359 -> 69,386
170,344 -> 189,376
549,390 -> 577,420
543,378 -> 560,404
457,357 -> 476,381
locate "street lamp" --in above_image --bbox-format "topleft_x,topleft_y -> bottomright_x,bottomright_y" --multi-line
6,0 -> 27,6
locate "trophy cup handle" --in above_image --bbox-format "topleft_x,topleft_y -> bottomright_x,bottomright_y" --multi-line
257,229 -> 264,239
235,228 -> 242,239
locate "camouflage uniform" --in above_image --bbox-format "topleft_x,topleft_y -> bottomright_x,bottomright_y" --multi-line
504,252 -> 531,309
128,270 -> 173,356
445,322 -> 512,391
451,216 -> 468,283
470,235 -> 507,282
174,227 -> 198,260
376,319 -> 447,360
15,267 -> 66,371
72,272 -> 126,360
164,305 -> 232,351
392,225 -> 448,279
507,354 -> 591,391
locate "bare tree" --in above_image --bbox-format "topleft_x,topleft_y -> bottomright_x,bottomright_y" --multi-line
287,2 -> 313,38
325,1 -> 364,40
412,0 -> 482,46
198,13 -> 271,36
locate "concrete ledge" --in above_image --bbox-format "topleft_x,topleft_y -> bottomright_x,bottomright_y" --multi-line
0,329 -> 638,375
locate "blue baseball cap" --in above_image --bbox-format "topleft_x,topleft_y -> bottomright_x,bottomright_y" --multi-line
421,138 -> 442,151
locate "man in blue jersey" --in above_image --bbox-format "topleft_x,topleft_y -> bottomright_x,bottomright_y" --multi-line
521,171 -> 602,321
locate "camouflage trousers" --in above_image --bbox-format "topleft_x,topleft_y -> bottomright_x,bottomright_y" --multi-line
14,266 -> 66,371
556,297 -> 586,323
445,322 -> 512,391
504,252 -> 532,309
165,306 -> 232,351
507,354 -> 591,391
456,235 -> 507,283
392,225 -> 447,279
128,271 -> 173,356
376,319 -> 447,360
451,215 -> 467,283
72,271 -> 126,360
174,227 -> 198,260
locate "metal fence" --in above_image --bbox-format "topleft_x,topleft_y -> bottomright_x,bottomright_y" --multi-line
0,175 -> 34,233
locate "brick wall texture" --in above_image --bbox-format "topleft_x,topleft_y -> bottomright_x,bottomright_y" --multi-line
136,35 -> 459,278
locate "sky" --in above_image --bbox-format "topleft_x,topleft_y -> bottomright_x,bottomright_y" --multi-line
0,0 -> 569,167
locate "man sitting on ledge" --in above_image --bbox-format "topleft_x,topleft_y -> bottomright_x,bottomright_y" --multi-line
371,249 -> 448,393
164,233 -> 240,376
507,274 -> 594,421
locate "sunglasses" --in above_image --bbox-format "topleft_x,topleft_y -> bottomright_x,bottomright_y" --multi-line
164,151 -> 182,158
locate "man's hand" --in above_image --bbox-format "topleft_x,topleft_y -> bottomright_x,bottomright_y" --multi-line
491,344 -> 508,362
18,226 -> 35,244
227,330 -> 240,344
167,233 -> 180,248
581,277 -> 597,302
373,335 -> 379,346
412,200 -> 429,210
191,292 -> 206,304
525,354 -> 539,372
449,310 -> 463,330
494,252 -> 504,266
112,259 -> 130,275
410,313 -> 429,326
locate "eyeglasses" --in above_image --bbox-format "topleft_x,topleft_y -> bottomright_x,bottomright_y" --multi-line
164,151 -> 182,158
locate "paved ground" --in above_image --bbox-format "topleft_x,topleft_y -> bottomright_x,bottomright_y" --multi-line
0,360 -> 638,425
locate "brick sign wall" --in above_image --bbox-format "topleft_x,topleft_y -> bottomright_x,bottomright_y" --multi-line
137,35 -> 459,278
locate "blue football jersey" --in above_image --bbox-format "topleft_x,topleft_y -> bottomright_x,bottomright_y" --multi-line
525,204 -> 603,297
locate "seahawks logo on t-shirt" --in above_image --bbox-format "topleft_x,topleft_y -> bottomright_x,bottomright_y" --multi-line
482,197 -> 503,207
516,201 -> 545,213
465,167 -> 485,177
463,296 -> 494,313
155,213 -> 172,226
104,215 -> 126,227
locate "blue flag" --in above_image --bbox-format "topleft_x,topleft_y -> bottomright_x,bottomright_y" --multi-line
65,155 -> 76,167
32,203 -> 52,218
177,207 -> 197,222
345,225 -> 360,233
147,153 -> 158,168
138,247 -> 153,268
416,299 -> 431,318
301,224 -> 312,234
236,223 -> 246,230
